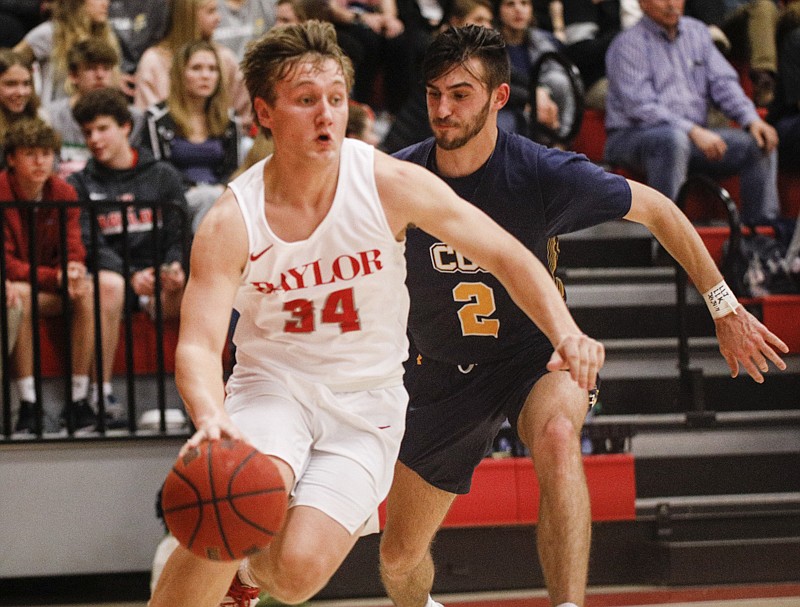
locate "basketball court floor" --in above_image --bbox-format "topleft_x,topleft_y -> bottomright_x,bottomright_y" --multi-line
25,583 -> 800,607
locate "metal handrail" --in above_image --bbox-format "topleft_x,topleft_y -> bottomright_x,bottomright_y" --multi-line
674,174 -> 740,424
528,50 -> 586,145
1,198 -> 190,441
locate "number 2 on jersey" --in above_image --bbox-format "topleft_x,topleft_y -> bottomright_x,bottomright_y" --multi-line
453,282 -> 499,337
284,288 -> 361,333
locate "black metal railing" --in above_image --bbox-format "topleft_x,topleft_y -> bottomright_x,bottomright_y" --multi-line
1,198 -> 191,441
529,50 -> 585,146
674,174 -> 740,425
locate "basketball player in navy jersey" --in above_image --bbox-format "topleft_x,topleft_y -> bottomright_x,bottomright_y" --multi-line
149,21 -> 607,607
379,26 -> 789,607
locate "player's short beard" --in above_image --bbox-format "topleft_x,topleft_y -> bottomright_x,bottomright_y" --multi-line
433,96 -> 492,151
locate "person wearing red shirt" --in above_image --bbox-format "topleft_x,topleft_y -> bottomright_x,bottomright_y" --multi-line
1,118 -> 97,434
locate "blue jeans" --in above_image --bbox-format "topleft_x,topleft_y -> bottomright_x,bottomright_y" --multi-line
605,124 -> 779,224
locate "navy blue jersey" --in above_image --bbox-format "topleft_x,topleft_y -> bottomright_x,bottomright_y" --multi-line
394,129 -> 632,365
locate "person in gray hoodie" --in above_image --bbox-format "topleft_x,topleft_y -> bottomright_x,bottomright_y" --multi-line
68,87 -> 189,421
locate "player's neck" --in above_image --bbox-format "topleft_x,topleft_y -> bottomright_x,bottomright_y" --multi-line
435,124 -> 497,178
263,154 -> 338,212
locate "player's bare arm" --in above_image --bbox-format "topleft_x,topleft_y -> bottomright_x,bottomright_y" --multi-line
376,152 -> 604,389
176,188 -> 249,452
624,179 -> 788,382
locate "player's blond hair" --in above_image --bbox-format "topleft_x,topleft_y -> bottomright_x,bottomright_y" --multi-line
241,20 -> 354,108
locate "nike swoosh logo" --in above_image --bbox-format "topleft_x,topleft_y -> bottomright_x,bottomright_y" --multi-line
378,425 -> 391,430
249,244 -> 274,262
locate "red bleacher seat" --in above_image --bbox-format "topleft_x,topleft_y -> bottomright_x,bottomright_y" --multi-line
37,313 -> 179,378
377,454 -> 636,528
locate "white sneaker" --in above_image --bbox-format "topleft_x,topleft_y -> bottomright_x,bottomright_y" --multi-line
138,408 -> 187,431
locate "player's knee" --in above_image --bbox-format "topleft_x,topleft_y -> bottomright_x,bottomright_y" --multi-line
538,413 -> 580,456
267,549 -> 331,604
379,529 -> 427,579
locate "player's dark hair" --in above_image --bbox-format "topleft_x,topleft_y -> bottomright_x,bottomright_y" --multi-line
423,24 -> 509,92
72,86 -> 132,127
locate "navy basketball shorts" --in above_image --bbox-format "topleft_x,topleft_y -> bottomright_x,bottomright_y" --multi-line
398,342 -> 554,495
399,341 -> 600,495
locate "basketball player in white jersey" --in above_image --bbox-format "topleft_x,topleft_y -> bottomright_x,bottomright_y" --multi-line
149,20 -> 604,607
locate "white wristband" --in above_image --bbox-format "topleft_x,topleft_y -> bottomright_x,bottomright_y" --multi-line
703,280 -> 739,319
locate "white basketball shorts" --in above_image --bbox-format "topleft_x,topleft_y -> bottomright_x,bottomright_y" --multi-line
225,367 -> 407,534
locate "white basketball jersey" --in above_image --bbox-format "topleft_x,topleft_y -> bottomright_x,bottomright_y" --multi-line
228,139 -> 410,391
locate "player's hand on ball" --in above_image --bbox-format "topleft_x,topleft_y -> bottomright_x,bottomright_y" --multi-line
181,411 -> 246,458
546,333 -> 605,390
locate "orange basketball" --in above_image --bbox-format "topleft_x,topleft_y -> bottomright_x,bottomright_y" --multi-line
161,439 -> 287,561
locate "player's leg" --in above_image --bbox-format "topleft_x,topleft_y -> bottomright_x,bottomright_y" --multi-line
247,504 -> 361,604
515,371 -> 591,607
148,544 -> 241,607
380,356 -> 508,607
150,453 -> 294,607
380,462 -> 456,607
229,380 -> 408,605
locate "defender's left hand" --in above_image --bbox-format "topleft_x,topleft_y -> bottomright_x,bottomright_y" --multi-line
715,306 -> 788,383
547,334 -> 605,390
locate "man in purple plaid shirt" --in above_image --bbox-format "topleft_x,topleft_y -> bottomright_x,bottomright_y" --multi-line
603,0 -> 780,225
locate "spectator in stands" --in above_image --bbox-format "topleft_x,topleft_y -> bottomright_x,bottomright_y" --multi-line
548,0 -> 621,110
214,0 -> 276,61
446,0 -> 495,27
719,1 -> 781,108
325,0 -> 416,115
768,1 -> 800,168
13,0 -> 120,110
143,41 -> 241,232
108,0 -> 172,98
0,0 -> 49,48
380,0 -> 495,152
69,88 -> 188,421
619,0 -> 641,28
274,0 -> 308,24
48,38 -> 145,179
495,0 -> 576,142
1,118 -> 97,434
346,100 -> 380,145
0,49 -> 40,169
604,0 -> 780,225
134,0 -> 250,126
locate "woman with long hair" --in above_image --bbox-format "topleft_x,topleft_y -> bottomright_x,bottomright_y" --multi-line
134,0 -> 250,124
0,49 -> 41,168
13,0 -> 119,109
143,41 -> 241,232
